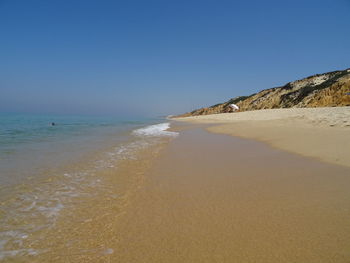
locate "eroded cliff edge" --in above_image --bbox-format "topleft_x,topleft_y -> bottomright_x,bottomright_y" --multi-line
176,68 -> 350,117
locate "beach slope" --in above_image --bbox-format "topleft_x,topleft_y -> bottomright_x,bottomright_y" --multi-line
174,107 -> 350,167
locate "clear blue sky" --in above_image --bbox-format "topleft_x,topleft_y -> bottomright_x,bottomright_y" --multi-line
1,0 -> 349,117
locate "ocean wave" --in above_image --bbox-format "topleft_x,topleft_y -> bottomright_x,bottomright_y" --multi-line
0,121 -> 178,260
132,123 -> 178,137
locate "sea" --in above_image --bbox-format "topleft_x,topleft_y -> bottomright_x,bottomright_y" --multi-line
0,113 -> 178,260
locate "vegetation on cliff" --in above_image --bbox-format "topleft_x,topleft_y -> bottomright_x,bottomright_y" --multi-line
176,68 -> 350,117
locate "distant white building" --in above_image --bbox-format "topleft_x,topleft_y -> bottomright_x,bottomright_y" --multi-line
230,103 -> 239,112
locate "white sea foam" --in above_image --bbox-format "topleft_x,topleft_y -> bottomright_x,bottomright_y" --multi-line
0,248 -> 40,260
132,123 -> 178,137
0,122 -> 177,260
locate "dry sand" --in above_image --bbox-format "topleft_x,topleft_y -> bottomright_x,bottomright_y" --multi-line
174,107 -> 350,167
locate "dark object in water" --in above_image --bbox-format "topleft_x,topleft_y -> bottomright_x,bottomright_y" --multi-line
51,122 -> 56,126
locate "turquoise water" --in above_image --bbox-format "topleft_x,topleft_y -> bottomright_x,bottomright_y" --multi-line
0,113 -> 179,260
0,113 -> 160,185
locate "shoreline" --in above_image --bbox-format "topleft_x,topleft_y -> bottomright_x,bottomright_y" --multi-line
0,122 -> 177,262
173,107 -> 350,167
3,120 -> 350,262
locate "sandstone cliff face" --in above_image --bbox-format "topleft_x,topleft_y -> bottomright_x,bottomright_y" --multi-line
176,68 -> 350,117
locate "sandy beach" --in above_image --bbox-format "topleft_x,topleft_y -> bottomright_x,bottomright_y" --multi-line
3,0 -> 350,261
5,117 -> 350,262
175,107 -> 350,167
101,126 -> 350,262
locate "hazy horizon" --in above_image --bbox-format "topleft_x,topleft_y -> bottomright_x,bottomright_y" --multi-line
1,0 -> 349,117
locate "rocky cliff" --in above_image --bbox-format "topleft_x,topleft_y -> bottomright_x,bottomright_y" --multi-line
176,68 -> 350,117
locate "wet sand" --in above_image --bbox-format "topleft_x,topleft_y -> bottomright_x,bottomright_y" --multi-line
2,136 -> 170,262
111,124 -> 350,262
11,124 -> 350,262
